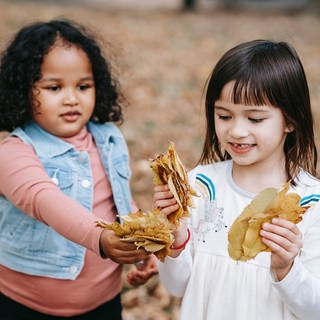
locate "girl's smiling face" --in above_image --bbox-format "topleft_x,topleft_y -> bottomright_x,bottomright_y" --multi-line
32,42 -> 95,138
214,81 -> 291,169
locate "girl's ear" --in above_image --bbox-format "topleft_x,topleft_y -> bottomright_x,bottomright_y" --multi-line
284,123 -> 294,133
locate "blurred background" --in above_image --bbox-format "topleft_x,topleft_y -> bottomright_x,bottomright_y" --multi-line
1,0 -> 319,319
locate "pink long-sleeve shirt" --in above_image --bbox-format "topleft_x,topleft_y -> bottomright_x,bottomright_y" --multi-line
0,127 -> 130,316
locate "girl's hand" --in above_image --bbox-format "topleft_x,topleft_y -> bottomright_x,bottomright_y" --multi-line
99,229 -> 150,264
260,218 -> 302,281
126,255 -> 158,287
152,184 -> 179,216
153,184 -> 189,257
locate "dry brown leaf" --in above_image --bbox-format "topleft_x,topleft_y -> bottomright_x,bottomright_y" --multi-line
228,182 -> 309,261
96,209 -> 174,261
151,142 -> 198,225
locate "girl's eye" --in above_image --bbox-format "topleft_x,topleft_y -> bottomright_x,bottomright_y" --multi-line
78,84 -> 92,91
218,115 -> 231,121
47,85 -> 60,92
248,118 -> 264,123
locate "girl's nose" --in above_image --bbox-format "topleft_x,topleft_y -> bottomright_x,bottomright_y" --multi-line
63,89 -> 79,106
228,120 -> 249,138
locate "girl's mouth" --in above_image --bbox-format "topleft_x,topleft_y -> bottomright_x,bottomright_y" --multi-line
229,142 -> 255,154
61,111 -> 81,122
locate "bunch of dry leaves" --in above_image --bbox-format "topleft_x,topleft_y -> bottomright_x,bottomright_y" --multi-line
97,142 -> 196,262
228,183 -> 308,261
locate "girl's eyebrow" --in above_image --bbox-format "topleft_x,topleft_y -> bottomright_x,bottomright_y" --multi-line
214,105 -> 229,111
38,76 -> 94,82
215,105 -> 271,113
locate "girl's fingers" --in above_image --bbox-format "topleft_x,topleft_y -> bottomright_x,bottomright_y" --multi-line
115,251 -> 151,264
110,244 -> 150,260
118,246 -> 149,257
153,196 -> 177,209
127,272 -> 149,287
269,218 -> 301,235
260,225 -> 300,244
261,237 -> 288,255
153,190 -> 175,203
260,219 -> 302,253
262,219 -> 301,242
152,184 -> 179,212
148,266 -> 158,275
127,272 -> 145,282
154,185 -> 170,192
260,229 -> 294,251
117,241 -> 140,251
160,203 -> 180,215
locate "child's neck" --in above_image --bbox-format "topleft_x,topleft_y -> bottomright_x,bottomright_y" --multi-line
231,160 -> 288,194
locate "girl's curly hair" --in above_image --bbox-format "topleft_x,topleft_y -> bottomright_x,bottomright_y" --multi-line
0,19 -> 124,131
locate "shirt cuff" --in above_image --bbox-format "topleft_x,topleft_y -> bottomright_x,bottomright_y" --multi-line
270,257 -> 303,290
91,225 -> 105,256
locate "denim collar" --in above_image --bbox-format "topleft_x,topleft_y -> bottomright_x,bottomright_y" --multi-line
12,121 -> 122,158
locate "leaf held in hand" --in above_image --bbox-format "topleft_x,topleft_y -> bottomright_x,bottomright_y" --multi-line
96,209 -> 174,261
228,182 -> 309,261
151,142 -> 198,226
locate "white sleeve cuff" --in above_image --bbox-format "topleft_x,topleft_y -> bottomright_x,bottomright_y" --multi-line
270,257 -> 302,288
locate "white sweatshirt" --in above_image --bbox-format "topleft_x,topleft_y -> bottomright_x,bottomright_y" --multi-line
158,161 -> 320,320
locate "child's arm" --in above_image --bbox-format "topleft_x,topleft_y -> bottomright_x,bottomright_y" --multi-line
152,184 -> 193,297
261,209 -> 320,319
0,137 -> 149,265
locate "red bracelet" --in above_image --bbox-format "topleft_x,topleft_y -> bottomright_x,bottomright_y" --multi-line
170,228 -> 191,250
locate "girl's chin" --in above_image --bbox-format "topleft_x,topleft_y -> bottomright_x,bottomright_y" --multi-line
231,157 -> 256,167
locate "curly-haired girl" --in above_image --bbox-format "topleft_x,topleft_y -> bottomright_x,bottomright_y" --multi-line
0,19 -> 153,319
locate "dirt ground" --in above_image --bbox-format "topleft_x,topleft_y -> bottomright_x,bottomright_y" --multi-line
0,1 -> 320,319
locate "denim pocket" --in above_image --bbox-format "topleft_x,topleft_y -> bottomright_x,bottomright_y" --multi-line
46,167 -> 74,190
113,157 -> 131,179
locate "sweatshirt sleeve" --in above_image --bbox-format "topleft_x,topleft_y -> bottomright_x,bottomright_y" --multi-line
0,137 -> 102,255
157,168 -> 200,297
157,241 -> 193,297
271,204 -> 320,319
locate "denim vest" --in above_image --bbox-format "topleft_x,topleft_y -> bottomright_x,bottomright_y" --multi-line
0,121 -> 132,279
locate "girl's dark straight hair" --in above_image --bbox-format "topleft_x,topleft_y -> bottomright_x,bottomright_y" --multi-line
0,19 -> 124,131
199,39 -> 317,182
